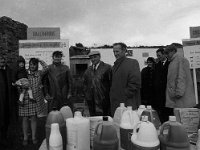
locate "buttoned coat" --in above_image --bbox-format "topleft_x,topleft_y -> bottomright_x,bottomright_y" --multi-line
110,56 -> 141,116
47,64 -> 72,111
166,53 -> 196,108
83,61 -> 112,115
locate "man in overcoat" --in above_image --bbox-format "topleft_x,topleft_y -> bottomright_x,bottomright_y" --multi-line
0,55 -> 17,147
110,42 -> 141,116
152,48 -> 170,123
83,51 -> 112,116
164,44 -> 196,109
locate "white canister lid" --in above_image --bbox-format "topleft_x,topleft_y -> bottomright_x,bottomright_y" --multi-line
120,103 -> 125,107
169,116 -> 176,121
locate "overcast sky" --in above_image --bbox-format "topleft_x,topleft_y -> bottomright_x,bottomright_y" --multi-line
1,0 -> 200,47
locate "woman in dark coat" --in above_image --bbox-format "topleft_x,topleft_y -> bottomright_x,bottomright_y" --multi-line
141,57 -> 156,105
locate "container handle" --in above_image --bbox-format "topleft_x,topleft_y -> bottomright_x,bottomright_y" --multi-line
94,122 -> 101,136
100,123 -> 104,140
160,122 -> 170,135
128,111 -> 134,127
133,122 -> 141,134
149,109 -> 154,122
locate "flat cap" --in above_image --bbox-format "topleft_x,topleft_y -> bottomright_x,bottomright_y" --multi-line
88,51 -> 100,57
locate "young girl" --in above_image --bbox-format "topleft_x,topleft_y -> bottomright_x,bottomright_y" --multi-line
14,56 -> 36,106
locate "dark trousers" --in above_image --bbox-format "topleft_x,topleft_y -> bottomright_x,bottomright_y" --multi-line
87,99 -> 111,116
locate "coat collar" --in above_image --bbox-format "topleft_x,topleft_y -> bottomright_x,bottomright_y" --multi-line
170,52 -> 178,62
113,56 -> 126,73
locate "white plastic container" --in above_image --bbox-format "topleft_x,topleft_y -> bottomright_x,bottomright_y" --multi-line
131,116 -> 160,149
66,111 -> 90,150
113,103 -> 127,125
49,123 -> 63,150
120,106 -> 140,150
60,105 -> 73,120
113,103 -> 127,150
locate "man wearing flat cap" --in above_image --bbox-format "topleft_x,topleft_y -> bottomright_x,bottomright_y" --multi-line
83,51 -> 112,116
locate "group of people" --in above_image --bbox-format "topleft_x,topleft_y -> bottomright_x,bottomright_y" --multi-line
141,44 -> 196,123
0,42 -> 197,148
83,42 -> 141,117
84,42 -> 196,124
0,51 -> 72,147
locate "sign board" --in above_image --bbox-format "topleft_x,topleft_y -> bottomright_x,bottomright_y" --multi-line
19,39 -> 69,69
182,38 -> 200,69
174,108 -> 200,133
190,26 -> 200,38
27,27 -> 60,40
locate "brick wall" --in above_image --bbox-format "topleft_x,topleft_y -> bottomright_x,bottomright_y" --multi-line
0,16 -> 27,65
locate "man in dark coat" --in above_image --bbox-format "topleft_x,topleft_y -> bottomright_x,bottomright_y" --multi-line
46,51 -> 72,111
110,42 -> 141,116
152,48 -> 170,123
83,51 -> 112,116
0,55 -> 17,147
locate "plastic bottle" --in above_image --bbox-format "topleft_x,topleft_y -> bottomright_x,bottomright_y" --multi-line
113,103 -> 127,124
131,116 -> 160,150
49,123 -> 63,150
120,106 -> 140,150
46,108 -> 66,150
60,105 -> 73,120
141,105 -> 161,129
93,116 -> 119,150
66,111 -> 90,150
113,103 -> 127,149
159,116 -> 190,150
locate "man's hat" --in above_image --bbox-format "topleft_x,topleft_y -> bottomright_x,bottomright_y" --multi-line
88,51 -> 100,57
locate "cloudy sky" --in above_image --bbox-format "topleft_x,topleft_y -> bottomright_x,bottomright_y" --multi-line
1,0 -> 200,47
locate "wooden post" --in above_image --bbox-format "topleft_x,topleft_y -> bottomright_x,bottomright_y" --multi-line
193,68 -> 198,104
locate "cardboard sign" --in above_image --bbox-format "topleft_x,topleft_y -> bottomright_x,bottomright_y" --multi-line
174,108 -> 200,133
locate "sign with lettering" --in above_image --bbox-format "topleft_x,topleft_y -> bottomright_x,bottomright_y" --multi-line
182,38 -> 200,68
190,26 -> 200,38
174,108 -> 200,133
19,39 -> 69,69
27,27 -> 60,40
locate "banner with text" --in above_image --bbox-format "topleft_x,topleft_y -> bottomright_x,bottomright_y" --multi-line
19,39 -> 70,69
